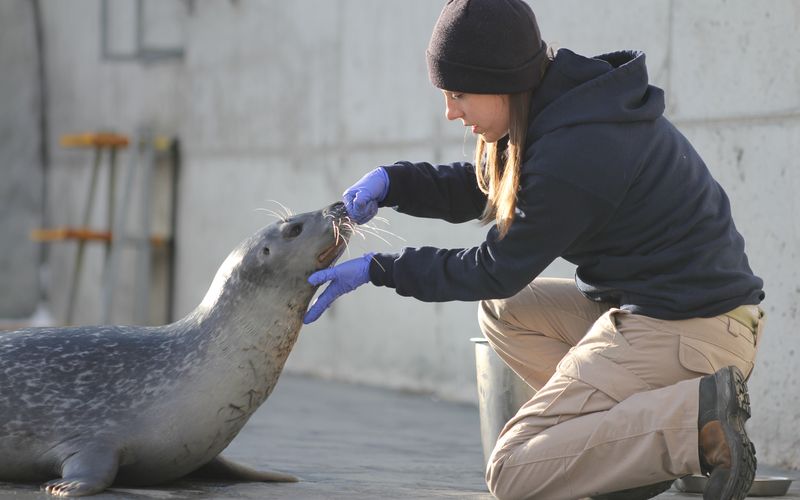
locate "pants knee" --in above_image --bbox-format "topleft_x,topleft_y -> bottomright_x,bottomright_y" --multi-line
477,298 -> 493,326
477,298 -> 508,340
486,450 -> 526,500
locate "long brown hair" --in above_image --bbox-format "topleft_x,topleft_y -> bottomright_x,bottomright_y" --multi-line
474,91 -> 532,239
474,48 -> 554,239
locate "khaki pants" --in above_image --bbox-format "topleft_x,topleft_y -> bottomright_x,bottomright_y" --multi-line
478,278 -> 764,500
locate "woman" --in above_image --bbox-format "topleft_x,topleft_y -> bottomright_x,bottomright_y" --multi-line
303,1 -> 765,499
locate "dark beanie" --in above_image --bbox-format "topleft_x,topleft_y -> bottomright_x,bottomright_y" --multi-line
426,0 -> 548,94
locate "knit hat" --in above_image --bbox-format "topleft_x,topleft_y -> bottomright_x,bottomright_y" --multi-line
426,0 -> 548,94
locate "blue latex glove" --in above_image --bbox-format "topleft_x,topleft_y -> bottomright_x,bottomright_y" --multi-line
303,253 -> 374,324
343,167 -> 389,224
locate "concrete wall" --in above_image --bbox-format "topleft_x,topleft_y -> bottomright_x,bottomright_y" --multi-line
1,0 -> 798,467
37,0 -> 186,326
0,0 -> 43,320
663,1 -> 800,468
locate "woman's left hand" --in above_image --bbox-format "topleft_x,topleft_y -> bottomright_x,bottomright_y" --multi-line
343,167 -> 389,224
303,253 -> 374,324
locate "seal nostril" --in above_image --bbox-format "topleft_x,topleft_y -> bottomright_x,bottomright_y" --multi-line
263,247 -> 270,256
325,202 -> 347,218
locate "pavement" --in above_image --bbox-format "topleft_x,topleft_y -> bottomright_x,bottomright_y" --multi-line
0,374 -> 797,499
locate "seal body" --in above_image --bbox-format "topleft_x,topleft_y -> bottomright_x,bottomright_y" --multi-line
0,202 -> 352,496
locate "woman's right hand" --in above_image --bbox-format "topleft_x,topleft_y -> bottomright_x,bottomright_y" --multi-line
342,167 -> 389,224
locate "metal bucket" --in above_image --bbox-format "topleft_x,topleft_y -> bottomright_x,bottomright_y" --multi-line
471,337 -> 536,464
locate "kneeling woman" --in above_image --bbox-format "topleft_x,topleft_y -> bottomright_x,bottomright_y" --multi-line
304,1 -> 764,499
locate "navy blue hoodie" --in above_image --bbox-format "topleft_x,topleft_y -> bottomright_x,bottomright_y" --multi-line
369,49 -> 764,320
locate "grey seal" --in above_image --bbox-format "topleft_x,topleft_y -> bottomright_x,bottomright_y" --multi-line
0,202 -> 352,496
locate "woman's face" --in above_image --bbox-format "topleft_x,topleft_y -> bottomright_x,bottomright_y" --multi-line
442,91 -> 510,143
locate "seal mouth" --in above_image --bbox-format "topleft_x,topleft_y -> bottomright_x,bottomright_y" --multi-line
316,201 -> 354,268
317,238 -> 347,266
316,220 -> 353,268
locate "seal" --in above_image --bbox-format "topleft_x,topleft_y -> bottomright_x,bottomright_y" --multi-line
0,201 -> 353,497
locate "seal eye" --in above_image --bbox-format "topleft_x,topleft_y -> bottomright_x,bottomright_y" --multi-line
262,247 -> 270,256
285,223 -> 303,238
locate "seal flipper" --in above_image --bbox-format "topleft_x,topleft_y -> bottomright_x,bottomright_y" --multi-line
42,445 -> 120,497
188,454 -> 298,483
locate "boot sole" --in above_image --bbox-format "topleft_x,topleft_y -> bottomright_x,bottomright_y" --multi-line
703,366 -> 757,500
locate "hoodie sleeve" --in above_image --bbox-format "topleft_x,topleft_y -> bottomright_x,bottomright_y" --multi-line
369,170 -> 617,302
379,161 -> 487,223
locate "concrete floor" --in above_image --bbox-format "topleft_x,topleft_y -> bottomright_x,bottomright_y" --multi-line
0,374 -> 797,499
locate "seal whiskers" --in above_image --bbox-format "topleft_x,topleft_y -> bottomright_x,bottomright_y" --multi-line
254,207 -> 288,222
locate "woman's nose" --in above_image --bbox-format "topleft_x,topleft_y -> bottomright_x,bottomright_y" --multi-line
445,102 -> 462,121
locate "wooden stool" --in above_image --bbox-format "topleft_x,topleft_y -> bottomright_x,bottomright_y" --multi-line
31,132 -> 129,325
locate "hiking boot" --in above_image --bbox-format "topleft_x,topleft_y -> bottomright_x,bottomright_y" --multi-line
590,480 -> 674,499
698,365 -> 756,500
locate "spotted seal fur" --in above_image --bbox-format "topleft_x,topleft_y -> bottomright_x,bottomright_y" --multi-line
0,202 -> 352,496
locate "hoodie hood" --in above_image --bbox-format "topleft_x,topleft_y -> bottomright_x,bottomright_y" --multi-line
527,49 -> 665,142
